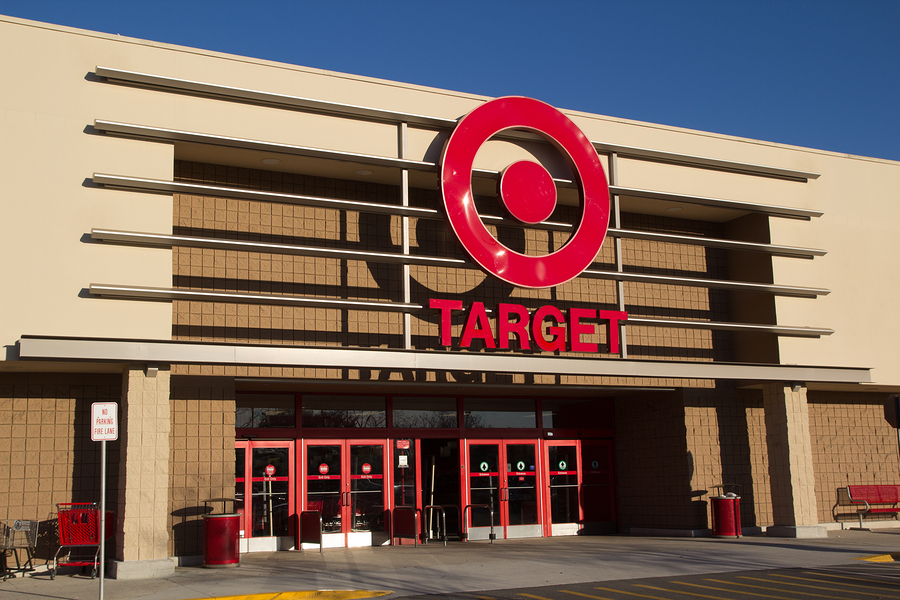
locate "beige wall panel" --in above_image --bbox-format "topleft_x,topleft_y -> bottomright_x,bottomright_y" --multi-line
615,156 -> 818,215
167,97 -> 403,161
772,156 -> 900,384
0,21 -> 174,348
569,110 -> 822,179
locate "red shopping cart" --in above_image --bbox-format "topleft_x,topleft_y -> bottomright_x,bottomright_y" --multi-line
51,503 -> 114,580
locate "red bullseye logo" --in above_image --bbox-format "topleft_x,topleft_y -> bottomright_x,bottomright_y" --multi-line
441,97 -> 610,289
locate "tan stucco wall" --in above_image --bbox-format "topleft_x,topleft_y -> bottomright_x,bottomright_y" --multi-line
0,18 -> 173,346
2,14 -> 899,387
772,156 -> 900,384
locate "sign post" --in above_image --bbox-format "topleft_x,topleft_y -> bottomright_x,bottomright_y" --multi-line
91,402 -> 118,600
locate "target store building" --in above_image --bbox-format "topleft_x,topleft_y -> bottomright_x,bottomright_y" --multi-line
2,15 -> 900,578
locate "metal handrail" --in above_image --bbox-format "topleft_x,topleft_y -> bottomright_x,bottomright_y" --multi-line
423,505 -> 447,546
463,504 -> 495,543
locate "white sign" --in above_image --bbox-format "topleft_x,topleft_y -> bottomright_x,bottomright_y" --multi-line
398,455 -> 408,468
91,402 -> 118,441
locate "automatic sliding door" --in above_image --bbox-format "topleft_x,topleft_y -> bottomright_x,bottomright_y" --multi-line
303,440 -> 389,548
466,440 -> 541,540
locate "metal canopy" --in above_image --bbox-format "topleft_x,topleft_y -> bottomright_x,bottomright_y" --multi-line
17,336 -> 870,384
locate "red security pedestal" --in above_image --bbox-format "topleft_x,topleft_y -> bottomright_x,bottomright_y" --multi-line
202,514 -> 240,567
711,495 -> 741,538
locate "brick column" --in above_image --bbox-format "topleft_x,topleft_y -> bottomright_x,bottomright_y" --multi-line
109,366 -> 176,579
763,382 -> 825,538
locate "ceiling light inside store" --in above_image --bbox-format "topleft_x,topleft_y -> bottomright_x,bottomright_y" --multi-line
355,169 -> 373,176
261,158 -> 281,165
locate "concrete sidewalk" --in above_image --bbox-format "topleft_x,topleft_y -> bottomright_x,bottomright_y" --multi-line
2,530 -> 900,600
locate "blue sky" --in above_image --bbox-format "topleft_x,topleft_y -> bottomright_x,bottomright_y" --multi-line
2,0 -> 898,161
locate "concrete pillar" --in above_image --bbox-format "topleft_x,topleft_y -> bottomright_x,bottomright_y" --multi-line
109,365 -> 176,579
762,382 -> 825,538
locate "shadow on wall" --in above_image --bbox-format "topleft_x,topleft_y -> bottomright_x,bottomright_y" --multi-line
615,391 -> 710,531
38,390 -> 122,564
716,386 -> 763,529
172,505 -> 213,557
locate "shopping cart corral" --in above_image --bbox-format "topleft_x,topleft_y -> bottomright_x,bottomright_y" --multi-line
52,503 -> 114,579
1,519 -> 39,581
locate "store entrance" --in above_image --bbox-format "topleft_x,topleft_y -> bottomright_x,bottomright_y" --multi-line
303,439 -> 390,548
466,439 -> 541,540
420,439 -> 461,541
234,440 -> 294,552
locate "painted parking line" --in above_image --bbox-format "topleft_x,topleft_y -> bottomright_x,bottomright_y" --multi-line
632,584 -> 728,600
768,573 -> 900,596
595,587 -> 672,600
856,554 -> 900,563
706,577 -> 846,600
183,591 -> 392,600
558,591 -> 619,600
802,570 -> 900,582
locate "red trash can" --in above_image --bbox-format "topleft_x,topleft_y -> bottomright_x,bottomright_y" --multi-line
710,495 -> 741,538
202,513 -> 241,567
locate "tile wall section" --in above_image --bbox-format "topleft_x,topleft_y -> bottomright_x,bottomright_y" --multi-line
613,392 -> 703,530
167,376 -> 236,557
170,161 -> 733,387
0,372 -> 122,559
808,392 -> 900,525
683,387 -> 773,530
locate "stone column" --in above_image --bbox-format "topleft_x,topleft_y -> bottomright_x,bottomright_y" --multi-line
763,382 -> 825,538
109,365 -> 176,579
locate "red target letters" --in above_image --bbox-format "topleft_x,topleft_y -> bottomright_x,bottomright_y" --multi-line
430,299 -> 627,355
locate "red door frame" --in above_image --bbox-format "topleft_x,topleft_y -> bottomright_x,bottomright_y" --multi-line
300,438 -> 390,547
235,439 -> 295,542
541,439 -> 582,537
463,438 -> 542,539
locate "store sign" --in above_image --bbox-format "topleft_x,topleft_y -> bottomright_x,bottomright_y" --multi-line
90,402 -> 118,442
441,96 -> 610,289
431,299 -> 627,354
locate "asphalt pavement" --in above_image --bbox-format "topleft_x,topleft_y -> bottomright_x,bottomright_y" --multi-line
1,529 -> 899,600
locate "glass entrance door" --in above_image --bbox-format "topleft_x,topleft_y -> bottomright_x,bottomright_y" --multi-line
235,440 -> 294,551
303,439 -> 389,548
466,440 -> 541,540
544,441 -> 581,536
581,439 -> 617,533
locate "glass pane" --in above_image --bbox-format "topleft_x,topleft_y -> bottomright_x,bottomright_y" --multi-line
393,439 -> 415,507
464,398 -> 536,428
236,393 -> 296,428
468,444 -> 499,527
582,442 -> 615,523
549,446 -> 579,524
393,397 -> 458,428
505,444 -> 538,525
235,446 -> 245,525
302,395 -> 386,428
251,481 -> 289,537
542,398 -> 613,429
307,445 -> 342,533
350,445 -> 384,532
251,447 -> 289,537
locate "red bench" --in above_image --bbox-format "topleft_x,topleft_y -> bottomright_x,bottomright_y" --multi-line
845,485 -> 900,528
